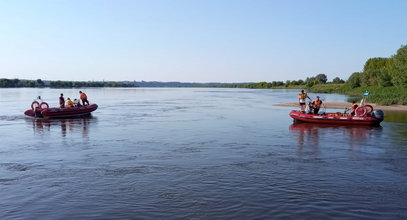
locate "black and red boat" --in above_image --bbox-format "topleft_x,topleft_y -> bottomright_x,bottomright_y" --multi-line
25,101 -> 98,118
289,104 -> 384,126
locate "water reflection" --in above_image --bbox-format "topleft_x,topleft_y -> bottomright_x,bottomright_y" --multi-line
384,111 -> 407,123
289,123 -> 383,148
27,116 -> 96,138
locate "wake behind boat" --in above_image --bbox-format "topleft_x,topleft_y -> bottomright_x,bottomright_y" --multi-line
25,101 -> 98,118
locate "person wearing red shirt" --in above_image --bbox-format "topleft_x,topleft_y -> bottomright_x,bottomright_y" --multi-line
79,91 -> 89,106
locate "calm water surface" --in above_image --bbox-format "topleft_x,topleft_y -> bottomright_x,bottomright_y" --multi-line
1,88 -> 407,219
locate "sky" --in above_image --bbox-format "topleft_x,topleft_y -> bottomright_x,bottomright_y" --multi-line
0,0 -> 406,83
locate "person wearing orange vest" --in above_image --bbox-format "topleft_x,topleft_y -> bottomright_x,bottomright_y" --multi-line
345,101 -> 358,116
312,96 -> 323,114
79,91 -> 89,106
298,90 -> 311,112
65,98 -> 74,108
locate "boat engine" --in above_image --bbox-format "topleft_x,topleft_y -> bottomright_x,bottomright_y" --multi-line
371,109 -> 384,121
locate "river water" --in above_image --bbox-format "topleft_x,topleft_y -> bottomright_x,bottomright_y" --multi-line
1,88 -> 406,219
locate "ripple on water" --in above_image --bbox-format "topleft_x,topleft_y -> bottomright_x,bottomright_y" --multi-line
1,163 -> 30,171
101,166 -> 151,176
1,88 -> 407,219
0,115 -> 24,121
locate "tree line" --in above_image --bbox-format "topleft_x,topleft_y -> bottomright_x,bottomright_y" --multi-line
347,45 -> 407,88
0,79 -> 138,88
1,45 -> 405,90
220,45 -> 407,90
218,74 -> 345,89
0,79 -> 246,88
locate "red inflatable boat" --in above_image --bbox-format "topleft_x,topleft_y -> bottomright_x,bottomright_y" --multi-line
25,101 -> 98,118
289,108 -> 384,126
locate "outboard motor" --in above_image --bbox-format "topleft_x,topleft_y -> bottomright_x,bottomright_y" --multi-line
371,109 -> 384,122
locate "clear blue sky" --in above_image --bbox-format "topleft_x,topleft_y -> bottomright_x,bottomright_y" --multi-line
0,0 -> 406,82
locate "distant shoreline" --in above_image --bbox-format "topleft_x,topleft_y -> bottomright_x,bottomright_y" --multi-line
275,101 -> 407,112
0,78 -> 251,88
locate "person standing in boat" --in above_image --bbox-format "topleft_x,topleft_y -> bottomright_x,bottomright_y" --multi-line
79,91 -> 89,106
59,93 -> 65,108
312,96 -> 323,114
298,90 -> 311,112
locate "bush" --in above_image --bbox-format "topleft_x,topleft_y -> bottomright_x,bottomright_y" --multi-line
332,77 -> 345,84
392,45 -> 407,87
379,73 -> 393,87
347,72 -> 362,88
315,74 -> 328,84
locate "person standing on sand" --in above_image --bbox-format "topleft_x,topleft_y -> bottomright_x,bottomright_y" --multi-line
298,90 -> 311,112
79,91 -> 89,106
59,93 -> 65,108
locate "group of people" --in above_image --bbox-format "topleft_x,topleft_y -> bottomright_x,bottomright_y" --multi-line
59,91 -> 89,108
298,90 -> 323,114
298,90 -> 358,115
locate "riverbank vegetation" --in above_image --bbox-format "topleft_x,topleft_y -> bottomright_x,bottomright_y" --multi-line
0,79 -> 246,88
222,45 -> 407,105
1,45 -> 406,105
0,79 -> 138,88
309,45 -> 407,105
215,73 -> 344,89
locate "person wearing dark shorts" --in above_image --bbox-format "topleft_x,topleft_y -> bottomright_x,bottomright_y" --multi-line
298,90 -> 311,112
59,93 -> 65,108
79,91 -> 89,106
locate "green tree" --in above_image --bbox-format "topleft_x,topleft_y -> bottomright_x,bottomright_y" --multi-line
360,70 -> 381,86
332,77 -> 345,84
271,81 -> 284,87
347,72 -> 362,88
290,80 -> 299,86
361,57 -> 394,87
385,57 -> 395,77
392,45 -> 407,87
0,78 -> 20,87
364,57 -> 388,72
306,79 -> 315,87
36,79 -> 44,87
379,72 -> 393,87
315,74 -> 328,84
23,80 -> 35,87
305,77 -> 318,87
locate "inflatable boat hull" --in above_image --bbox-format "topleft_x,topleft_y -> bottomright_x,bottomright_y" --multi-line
25,104 -> 98,118
289,110 -> 382,126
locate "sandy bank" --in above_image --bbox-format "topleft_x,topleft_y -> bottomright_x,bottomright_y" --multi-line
274,101 -> 407,111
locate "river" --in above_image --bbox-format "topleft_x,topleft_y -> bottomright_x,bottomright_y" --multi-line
1,88 -> 406,219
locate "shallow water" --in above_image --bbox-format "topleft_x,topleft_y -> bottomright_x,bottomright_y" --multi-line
1,88 -> 407,219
